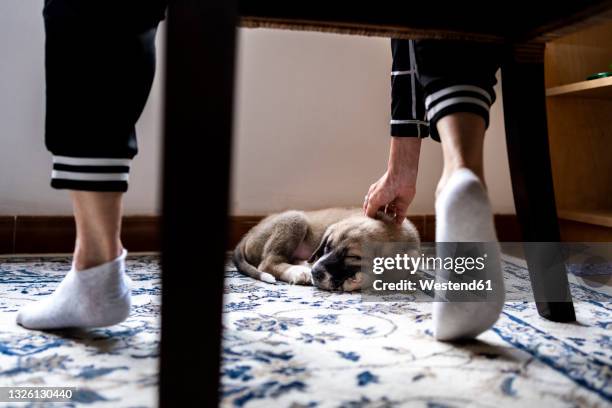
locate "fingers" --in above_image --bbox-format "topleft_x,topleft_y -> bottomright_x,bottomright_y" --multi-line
367,183 -> 376,196
363,183 -> 377,213
383,202 -> 406,225
393,202 -> 409,225
365,190 -> 385,219
384,203 -> 396,218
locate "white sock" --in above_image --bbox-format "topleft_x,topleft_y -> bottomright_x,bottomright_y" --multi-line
16,250 -> 131,330
433,168 -> 505,341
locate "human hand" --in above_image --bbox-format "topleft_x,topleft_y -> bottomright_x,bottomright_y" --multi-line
363,170 -> 416,225
363,137 -> 421,225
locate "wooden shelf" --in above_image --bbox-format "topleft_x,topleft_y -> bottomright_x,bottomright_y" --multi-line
546,76 -> 612,98
545,22 -> 612,241
558,209 -> 612,228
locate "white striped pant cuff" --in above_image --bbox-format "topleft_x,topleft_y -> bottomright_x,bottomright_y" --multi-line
50,155 -> 132,187
426,97 -> 490,121
52,155 -> 132,167
51,170 -> 130,182
425,84 -> 492,109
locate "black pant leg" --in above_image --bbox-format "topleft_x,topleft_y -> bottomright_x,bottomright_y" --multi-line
413,40 -> 501,141
43,1 -> 166,192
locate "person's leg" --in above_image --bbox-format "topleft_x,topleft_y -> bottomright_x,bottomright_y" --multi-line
16,2 -> 164,330
16,192 -> 131,328
72,191 -> 124,270
433,112 -> 504,340
414,39 -> 505,340
436,112 -> 485,197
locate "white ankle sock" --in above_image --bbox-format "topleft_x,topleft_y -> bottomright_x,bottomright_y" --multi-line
433,168 -> 505,341
16,250 -> 131,330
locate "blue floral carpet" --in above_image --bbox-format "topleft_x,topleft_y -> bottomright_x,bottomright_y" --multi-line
0,255 -> 610,407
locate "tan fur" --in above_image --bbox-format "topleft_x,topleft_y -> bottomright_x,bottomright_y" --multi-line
233,208 -> 420,291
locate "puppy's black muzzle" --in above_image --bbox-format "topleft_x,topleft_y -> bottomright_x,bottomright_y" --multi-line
312,268 -> 326,282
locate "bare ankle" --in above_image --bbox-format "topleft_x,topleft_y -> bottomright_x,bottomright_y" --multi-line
70,191 -> 124,271
74,241 -> 123,271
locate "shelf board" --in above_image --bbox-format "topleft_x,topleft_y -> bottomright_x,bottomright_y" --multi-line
546,76 -> 612,98
558,209 -> 612,228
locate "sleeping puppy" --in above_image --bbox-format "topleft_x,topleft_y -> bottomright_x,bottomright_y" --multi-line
233,208 -> 420,291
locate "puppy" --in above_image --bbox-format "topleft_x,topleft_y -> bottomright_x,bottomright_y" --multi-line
233,208 -> 420,291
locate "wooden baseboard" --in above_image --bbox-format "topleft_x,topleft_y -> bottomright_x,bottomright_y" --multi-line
0,217 -> 15,254
0,213 -> 521,255
0,216 -> 161,255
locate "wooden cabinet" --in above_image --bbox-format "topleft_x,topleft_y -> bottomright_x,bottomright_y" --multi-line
545,22 -> 612,241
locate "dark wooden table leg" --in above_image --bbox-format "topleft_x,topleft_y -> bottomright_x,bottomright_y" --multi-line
501,44 -> 576,322
160,0 -> 237,406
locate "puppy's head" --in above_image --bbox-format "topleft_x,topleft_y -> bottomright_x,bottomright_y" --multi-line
308,212 -> 412,292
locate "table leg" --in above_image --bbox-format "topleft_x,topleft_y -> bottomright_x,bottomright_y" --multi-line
501,44 -> 576,322
160,0 -> 237,405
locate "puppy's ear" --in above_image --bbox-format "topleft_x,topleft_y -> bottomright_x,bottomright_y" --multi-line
308,231 -> 329,263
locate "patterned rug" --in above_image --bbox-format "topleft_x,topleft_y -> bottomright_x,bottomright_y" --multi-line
0,256 -> 161,408
0,255 -> 610,407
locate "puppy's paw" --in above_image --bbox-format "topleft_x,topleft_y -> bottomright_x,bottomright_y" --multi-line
341,272 -> 365,292
281,265 -> 312,285
260,272 -> 277,284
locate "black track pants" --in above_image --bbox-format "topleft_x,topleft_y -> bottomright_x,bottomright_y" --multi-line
390,39 -> 501,142
43,0 -> 166,192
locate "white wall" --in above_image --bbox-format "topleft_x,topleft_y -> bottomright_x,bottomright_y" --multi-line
0,1 -> 515,216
